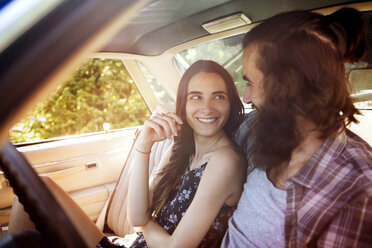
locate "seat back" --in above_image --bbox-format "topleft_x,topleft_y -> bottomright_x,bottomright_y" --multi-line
96,134 -> 173,236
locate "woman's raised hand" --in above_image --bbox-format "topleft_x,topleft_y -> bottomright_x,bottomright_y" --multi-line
128,112 -> 182,226
135,112 -> 183,153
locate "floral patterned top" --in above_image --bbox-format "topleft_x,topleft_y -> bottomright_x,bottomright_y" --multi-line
98,162 -> 236,248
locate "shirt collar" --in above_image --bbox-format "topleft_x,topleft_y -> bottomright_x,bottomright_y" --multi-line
284,131 -> 347,189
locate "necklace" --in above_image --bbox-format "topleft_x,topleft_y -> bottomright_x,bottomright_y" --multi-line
188,133 -> 225,171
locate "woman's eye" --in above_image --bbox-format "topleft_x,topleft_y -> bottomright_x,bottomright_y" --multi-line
215,95 -> 225,100
190,95 -> 200,100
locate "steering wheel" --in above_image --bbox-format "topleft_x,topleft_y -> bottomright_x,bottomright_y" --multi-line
0,142 -> 88,248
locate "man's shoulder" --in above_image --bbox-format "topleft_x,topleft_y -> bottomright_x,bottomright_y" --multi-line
234,110 -> 257,145
343,129 -> 372,169
301,130 -> 372,196
333,130 -> 372,185
237,110 -> 257,133
345,128 -> 372,150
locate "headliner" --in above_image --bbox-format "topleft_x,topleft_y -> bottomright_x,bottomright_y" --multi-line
100,0 -> 365,56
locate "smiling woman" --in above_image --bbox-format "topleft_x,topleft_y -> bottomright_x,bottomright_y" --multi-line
1,1 -> 372,248
123,60 -> 245,248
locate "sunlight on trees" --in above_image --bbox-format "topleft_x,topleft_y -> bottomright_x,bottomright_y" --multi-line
9,59 -> 150,144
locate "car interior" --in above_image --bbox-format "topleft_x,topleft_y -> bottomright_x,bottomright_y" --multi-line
0,0 -> 371,247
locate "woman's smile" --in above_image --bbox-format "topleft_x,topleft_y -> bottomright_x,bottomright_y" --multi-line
196,117 -> 218,124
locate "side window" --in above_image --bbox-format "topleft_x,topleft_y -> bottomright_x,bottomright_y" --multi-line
348,65 -> 372,109
9,58 -> 150,144
176,31 -> 372,111
137,61 -> 174,104
175,34 -> 249,110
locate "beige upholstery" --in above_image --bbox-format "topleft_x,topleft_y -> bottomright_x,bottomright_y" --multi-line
7,196 -> 35,234
96,134 -> 173,237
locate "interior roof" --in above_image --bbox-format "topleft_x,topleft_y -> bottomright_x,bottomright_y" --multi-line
100,0 -> 364,56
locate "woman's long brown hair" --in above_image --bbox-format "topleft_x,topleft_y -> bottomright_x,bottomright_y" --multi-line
151,60 -> 244,216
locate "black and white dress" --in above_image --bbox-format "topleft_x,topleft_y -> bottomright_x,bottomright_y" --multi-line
97,162 -> 236,248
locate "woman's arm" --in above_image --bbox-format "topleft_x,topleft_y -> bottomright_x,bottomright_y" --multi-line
141,147 -> 246,248
127,112 -> 182,227
127,141 -> 152,226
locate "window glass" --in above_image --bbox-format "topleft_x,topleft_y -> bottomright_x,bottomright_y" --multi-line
177,31 -> 372,111
9,58 -> 150,144
0,0 -> 62,52
137,61 -> 174,104
177,34 -> 245,97
347,62 -> 372,109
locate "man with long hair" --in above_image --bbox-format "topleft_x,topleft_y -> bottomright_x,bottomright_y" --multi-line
221,8 -> 372,247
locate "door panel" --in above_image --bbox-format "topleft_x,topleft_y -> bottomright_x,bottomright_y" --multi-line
0,127 -> 138,224
70,182 -> 116,221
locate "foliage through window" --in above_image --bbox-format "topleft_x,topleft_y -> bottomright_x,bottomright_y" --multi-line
9,58 -> 150,144
177,34 -> 245,97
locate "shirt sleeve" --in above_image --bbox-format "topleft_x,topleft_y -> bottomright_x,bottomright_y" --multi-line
317,187 -> 372,247
233,110 -> 256,149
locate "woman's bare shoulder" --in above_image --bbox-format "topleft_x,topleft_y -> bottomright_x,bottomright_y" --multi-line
205,145 -> 246,205
213,145 -> 245,163
209,145 -> 246,175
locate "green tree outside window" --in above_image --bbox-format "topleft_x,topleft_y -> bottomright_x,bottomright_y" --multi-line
9,58 -> 150,144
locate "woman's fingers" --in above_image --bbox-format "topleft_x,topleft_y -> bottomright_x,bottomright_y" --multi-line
166,112 -> 183,125
144,119 -> 166,140
152,112 -> 182,137
166,113 -> 183,134
142,112 -> 183,142
157,112 -> 182,136
153,113 -> 173,138
136,112 -> 182,153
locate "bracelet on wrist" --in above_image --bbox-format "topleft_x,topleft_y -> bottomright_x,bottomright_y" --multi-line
135,147 -> 150,155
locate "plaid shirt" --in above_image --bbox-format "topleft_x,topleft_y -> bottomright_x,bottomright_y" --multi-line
234,111 -> 372,247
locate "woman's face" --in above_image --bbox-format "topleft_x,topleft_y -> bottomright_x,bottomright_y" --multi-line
185,72 -> 230,138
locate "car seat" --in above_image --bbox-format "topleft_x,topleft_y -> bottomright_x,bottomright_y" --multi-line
95,131 -> 173,237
